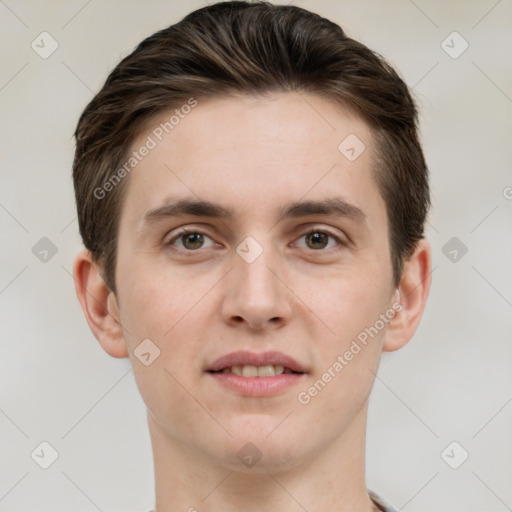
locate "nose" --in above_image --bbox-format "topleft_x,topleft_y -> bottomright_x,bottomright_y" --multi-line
220,243 -> 292,331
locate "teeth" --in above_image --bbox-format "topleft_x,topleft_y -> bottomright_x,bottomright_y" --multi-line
222,364 -> 286,377
257,365 -> 275,377
242,365 -> 258,377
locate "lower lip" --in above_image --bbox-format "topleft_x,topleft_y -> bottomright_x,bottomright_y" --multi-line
208,372 -> 305,397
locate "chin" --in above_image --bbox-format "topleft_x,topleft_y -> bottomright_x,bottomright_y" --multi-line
205,419 -> 312,473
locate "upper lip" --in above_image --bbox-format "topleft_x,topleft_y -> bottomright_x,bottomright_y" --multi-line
207,350 -> 306,373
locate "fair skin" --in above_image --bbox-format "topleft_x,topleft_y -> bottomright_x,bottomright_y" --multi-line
74,92 -> 431,512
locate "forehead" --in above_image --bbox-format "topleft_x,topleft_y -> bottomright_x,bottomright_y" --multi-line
120,92 -> 384,226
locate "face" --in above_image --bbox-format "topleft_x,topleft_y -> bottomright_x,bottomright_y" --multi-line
113,92 -> 397,470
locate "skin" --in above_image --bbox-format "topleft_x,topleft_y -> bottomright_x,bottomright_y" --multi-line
74,92 -> 431,512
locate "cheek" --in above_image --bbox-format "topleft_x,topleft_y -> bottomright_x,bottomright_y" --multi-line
130,354 -> 204,444
116,257 -> 193,336
116,269 -> 211,436
297,278 -> 388,421
317,270 -> 392,396
312,266 -> 392,345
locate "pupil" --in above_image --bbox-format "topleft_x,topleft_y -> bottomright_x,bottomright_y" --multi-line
307,232 -> 327,249
184,233 -> 203,249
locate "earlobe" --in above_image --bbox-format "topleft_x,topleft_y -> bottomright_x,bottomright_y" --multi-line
383,239 -> 432,352
73,249 -> 129,359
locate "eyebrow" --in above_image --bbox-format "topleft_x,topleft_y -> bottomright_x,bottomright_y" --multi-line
142,197 -> 366,226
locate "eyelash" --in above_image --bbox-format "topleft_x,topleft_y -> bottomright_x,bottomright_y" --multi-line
166,227 -> 346,253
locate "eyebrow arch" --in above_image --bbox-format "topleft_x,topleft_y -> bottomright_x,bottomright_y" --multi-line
278,198 -> 366,224
142,197 -> 366,226
143,199 -> 234,224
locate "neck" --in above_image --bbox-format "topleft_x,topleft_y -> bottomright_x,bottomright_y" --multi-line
149,404 -> 379,512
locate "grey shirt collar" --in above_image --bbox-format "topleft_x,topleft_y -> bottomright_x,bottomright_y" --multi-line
369,490 -> 398,512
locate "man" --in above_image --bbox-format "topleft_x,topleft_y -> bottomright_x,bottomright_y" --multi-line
72,2 -> 431,510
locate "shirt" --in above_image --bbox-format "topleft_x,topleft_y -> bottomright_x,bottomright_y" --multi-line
370,490 -> 398,511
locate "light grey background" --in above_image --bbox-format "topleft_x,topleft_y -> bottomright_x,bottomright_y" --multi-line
1,1 -> 511,511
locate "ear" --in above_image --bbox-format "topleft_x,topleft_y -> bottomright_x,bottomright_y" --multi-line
73,249 -> 129,358
383,239 -> 432,352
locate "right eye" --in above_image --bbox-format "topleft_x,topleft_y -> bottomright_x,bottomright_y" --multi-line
167,228 -> 217,251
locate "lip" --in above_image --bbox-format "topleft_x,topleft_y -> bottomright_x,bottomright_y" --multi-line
206,350 -> 307,398
207,350 -> 306,373
208,372 -> 305,397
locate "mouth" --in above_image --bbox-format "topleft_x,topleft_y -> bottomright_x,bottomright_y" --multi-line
209,364 -> 303,377
207,350 -> 306,374
206,351 -> 306,397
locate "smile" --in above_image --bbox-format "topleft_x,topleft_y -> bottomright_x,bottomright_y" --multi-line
206,351 -> 307,397
211,364 -> 299,377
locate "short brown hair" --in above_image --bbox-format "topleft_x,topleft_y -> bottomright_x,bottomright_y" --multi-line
73,0 -> 429,293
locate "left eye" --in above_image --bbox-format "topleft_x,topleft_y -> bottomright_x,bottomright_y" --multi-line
295,230 -> 342,251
